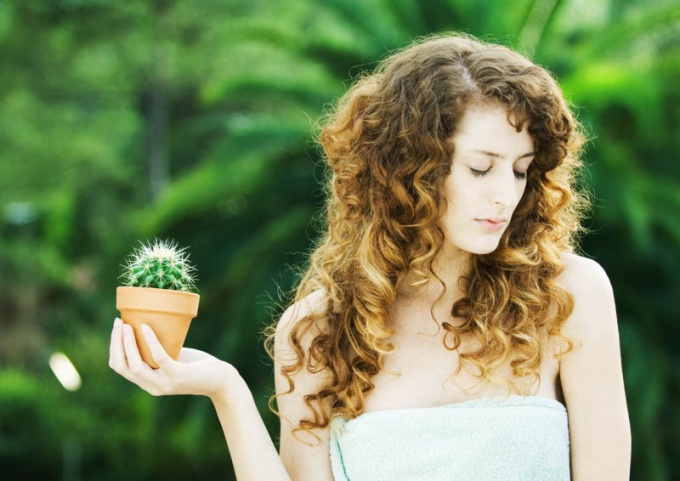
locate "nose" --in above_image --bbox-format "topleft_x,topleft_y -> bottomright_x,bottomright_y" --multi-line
490,169 -> 519,208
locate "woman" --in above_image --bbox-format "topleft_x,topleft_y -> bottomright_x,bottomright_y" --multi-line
109,33 -> 631,480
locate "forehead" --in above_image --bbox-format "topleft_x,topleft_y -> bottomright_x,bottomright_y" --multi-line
453,104 -> 534,156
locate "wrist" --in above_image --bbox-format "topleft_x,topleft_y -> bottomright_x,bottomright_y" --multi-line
209,362 -> 251,407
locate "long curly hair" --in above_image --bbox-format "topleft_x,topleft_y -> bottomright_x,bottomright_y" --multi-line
263,32 -> 588,444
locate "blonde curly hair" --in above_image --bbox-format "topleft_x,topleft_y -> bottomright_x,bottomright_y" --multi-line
263,32 -> 588,443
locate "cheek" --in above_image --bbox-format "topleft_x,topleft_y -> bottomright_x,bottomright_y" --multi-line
442,180 -> 460,216
516,181 -> 528,203
446,175 -> 478,210
441,178 -> 478,227
514,183 -> 533,214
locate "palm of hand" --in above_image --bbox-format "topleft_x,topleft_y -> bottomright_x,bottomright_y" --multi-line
109,319 -> 236,400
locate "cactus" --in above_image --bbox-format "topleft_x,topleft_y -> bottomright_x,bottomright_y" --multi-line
120,239 -> 197,292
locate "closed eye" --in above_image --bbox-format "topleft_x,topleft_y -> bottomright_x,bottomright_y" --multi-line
470,167 -> 527,180
469,168 -> 490,177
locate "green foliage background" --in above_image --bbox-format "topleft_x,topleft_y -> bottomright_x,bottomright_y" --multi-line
1,0 -> 678,479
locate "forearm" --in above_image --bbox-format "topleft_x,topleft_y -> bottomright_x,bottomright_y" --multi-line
211,369 -> 290,481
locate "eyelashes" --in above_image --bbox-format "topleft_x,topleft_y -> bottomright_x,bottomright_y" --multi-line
469,168 -> 527,180
469,168 -> 490,177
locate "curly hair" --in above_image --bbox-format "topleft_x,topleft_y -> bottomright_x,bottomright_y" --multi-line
263,32 -> 588,444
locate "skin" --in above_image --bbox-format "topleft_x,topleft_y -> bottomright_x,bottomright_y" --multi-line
442,102 -> 534,257
110,104 -> 631,480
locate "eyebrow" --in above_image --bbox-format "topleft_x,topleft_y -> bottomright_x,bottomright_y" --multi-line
473,149 -> 535,161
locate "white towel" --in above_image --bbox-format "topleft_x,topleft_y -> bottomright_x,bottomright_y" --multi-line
329,395 -> 570,481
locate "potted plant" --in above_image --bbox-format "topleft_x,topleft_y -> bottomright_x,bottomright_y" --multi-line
116,239 -> 200,368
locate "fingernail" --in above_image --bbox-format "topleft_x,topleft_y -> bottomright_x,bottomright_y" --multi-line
141,324 -> 150,334
114,317 -> 121,326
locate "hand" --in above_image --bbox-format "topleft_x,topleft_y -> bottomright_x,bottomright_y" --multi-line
109,317 -> 241,403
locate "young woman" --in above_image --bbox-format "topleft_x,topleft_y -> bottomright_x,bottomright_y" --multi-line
109,33 -> 631,480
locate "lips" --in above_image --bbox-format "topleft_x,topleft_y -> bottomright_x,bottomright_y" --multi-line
475,218 -> 508,231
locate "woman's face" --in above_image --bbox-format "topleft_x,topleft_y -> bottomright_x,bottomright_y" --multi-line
442,103 -> 535,255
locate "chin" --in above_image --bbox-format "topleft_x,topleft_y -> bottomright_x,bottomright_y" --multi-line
455,237 -> 503,255
472,245 -> 501,255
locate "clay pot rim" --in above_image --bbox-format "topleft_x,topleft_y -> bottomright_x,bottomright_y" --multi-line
116,286 -> 200,318
116,286 -> 200,299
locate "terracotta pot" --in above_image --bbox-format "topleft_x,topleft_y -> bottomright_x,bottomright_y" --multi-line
116,286 -> 200,369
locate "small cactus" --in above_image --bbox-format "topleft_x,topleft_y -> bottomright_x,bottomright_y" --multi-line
120,239 -> 197,292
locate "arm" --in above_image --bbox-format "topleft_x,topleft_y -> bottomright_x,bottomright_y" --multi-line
213,293 -> 339,481
109,289 -> 336,481
109,319 -> 290,481
557,254 -> 632,480
274,292 -> 336,481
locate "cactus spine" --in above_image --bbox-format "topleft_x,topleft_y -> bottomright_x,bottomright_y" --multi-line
121,239 -> 197,292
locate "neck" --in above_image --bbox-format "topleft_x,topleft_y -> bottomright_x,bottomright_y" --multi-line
399,242 -> 472,306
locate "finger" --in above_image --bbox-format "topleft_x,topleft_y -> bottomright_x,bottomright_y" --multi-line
141,324 -> 175,371
122,323 -> 158,380
110,320 -> 154,388
109,318 -> 127,371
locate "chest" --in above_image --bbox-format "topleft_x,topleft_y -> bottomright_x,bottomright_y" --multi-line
361,311 -> 562,413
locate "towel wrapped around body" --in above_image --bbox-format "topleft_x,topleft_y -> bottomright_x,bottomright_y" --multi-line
329,395 -> 570,481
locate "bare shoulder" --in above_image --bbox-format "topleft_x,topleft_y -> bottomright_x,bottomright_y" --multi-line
556,252 -> 615,338
276,288 -> 329,341
557,252 -> 613,298
274,289 -> 335,481
274,289 -> 332,389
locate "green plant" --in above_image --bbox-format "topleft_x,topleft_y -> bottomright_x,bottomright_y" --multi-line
120,239 -> 197,292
